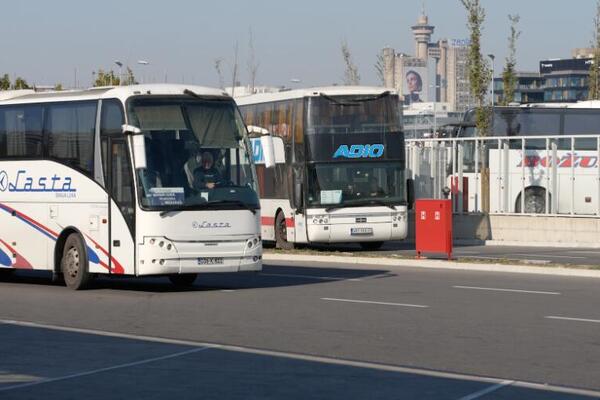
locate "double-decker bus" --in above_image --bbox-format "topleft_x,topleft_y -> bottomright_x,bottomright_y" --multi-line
236,86 -> 410,250
453,102 -> 600,214
0,84 -> 264,289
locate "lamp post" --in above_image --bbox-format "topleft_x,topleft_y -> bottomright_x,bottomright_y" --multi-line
487,54 -> 495,107
138,60 -> 150,83
115,61 -> 123,86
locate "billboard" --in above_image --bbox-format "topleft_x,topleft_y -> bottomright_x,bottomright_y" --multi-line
403,65 -> 429,105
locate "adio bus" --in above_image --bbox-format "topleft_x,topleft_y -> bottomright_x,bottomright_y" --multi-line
453,102 -> 600,215
0,84 -> 265,289
236,86 -> 410,250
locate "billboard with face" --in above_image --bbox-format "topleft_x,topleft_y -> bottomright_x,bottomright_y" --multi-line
403,66 -> 429,105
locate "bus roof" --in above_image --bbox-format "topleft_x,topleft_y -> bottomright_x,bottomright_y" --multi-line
234,86 -> 398,106
0,84 -> 230,106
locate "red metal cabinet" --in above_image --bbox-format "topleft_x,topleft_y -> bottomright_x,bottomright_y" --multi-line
415,199 -> 453,260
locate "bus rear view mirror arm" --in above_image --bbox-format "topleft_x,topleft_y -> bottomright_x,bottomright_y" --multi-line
260,135 -> 276,169
122,125 -> 147,170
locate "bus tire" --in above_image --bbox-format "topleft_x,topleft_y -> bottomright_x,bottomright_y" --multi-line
169,274 -> 198,287
275,212 -> 294,250
61,233 -> 93,290
515,187 -> 548,214
359,241 -> 384,251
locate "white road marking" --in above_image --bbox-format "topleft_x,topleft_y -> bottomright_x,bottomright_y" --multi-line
567,250 -> 600,254
220,289 -> 236,292
0,346 -> 211,392
463,255 -> 550,263
512,253 -> 586,260
545,316 -> 600,324
453,286 -> 561,295
458,380 -> 515,400
1,319 -> 599,398
320,297 -> 429,308
260,272 -> 362,281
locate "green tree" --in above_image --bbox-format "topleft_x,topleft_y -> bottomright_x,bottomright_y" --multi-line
589,1 -> 600,100
460,0 -> 492,211
54,83 -> 64,91
0,74 -> 10,90
12,77 -> 30,90
122,67 -> 137,85
501,14 -> 521,105
93,69 -> 120,87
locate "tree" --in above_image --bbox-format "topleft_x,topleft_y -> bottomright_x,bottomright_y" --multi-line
246,27 -> 259,93
341,40 -> 360,85
460,0 -> 492,211
589,0 -> 600,100
214,58 -> 225,89
13,77 -> 30,90
375,50 -> 385,85
231,42 -> 240,97
501,14 -> 521,105
54,83 -> 64,91
93,69 -> 120,87
0,74 -> 10,90
122,67 -> 137,85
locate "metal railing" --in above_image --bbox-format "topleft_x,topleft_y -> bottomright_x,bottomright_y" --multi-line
406,134 -> 600,217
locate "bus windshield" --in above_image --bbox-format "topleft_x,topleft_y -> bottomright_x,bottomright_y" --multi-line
127,97 -> 258,210
306,94 -> 402,135
306,162 -> 406,208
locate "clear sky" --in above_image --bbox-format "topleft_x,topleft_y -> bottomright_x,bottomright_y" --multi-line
0,0 -> 596,88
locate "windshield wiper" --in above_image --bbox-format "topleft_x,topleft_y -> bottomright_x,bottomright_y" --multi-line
202,200 -> 258,214
159,200 -> 258,217
325,199 -> 396,212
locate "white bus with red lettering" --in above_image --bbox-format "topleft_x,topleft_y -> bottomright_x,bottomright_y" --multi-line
0,84 -> 264,289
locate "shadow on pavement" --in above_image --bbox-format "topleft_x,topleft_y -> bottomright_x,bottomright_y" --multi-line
0,264 -> 393,294
0,323 -> 595,400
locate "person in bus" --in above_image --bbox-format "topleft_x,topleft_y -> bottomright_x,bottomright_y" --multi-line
193,151 -> 223,190
368,176 -> 385,197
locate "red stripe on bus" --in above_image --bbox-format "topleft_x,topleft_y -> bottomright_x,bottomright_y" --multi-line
260,216 -> 294,228
0,239 -> 33,269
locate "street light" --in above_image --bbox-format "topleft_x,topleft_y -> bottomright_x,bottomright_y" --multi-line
487,54 -> 495,107
137,60 -> 150,83
115,61 -> 123,86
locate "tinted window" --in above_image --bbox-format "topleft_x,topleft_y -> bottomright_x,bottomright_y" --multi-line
0,105 -> 44,158
563,111 -> 600,135
100,100 -> 125,185
47,101 -> 97,175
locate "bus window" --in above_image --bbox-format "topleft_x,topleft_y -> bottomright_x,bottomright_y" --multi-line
0,105 -> 44,158
47,101 -> 97,176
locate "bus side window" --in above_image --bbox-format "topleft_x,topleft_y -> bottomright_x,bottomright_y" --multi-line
46,101 -> 97,176
0,105 -> 44,158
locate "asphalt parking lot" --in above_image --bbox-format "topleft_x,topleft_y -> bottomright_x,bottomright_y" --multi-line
2,260 -> 600,399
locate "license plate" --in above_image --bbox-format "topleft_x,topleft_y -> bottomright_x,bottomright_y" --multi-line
351,227 -> 373,236
197,257 -> 224,265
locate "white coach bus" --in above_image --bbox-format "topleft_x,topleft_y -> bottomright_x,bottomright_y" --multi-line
236,87 -> 410,250
0,84 -> 265,289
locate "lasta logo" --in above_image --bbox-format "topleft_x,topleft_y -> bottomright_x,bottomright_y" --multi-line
0,170 -> 75,193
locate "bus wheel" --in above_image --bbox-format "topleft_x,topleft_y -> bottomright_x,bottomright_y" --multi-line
359,241 -> 384,251
275,212 -> 294,250
515,187 -> 548,214
169,274 -> 198,287
61,234 -> 93,290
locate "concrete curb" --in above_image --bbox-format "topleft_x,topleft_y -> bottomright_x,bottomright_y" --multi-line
263,252 -> 600,279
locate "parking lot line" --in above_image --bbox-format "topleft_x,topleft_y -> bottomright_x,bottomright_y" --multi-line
320,297 -> 429,308
545,316 -> 600,324
457,380 -> 515,400
453,286 -> 561,295
0,346 -> 211,392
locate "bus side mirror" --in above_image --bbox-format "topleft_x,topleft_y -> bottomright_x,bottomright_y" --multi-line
260,135 -> 276,169
406,178 -> 415,210
122,125 -> 147,170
